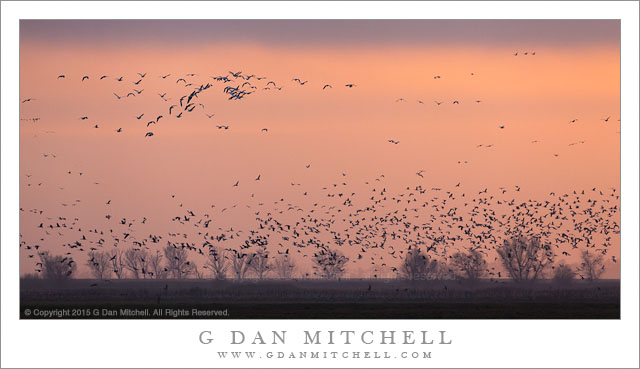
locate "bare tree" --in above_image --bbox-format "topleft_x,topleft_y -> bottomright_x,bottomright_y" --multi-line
249,247 -> 271,280
164,244 -> 193,279
124,248 -> 150,279
450,248 -> 487,281
312,247 -> 349,280
40,252 -> 77,280
273,254 -> 296,279
577,250 -> 605,282
553,263 -> 575,283
205,247 -> 228,280
148,250 -> 166,279
108,249 -> 126,279
497,237 -> 553,282
230,250 -> 254,280
400,247 -> 439,281
86,251 -> 111,280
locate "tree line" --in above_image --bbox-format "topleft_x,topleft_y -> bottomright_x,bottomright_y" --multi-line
29,236 -> 607,282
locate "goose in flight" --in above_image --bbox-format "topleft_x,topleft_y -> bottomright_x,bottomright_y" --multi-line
388,139 -> 399,145
345,84 -> 356,88
116,76 -> 124,82
233,181 -> 239,187
416,170 -> 425,178
161,74 -> 171,79
144,132 -> 154,137
206,114 -> 215,118
82,75 -> 89,81
137,72 -> 147,78
569,119 -> 578,124
57,75 -> 65,79
133,89 -> 144,95
255,175 -> 261,181
176,78 -> 187,84
133,79 -> 143,85
323,84 -> 332,90
395,98 -> 406,102
261,128 -> 268,132
452,100 -> 460,104
99,75 -> 108,80
116,128 -> 122,133
113,93 -> 122,99
21,98 -> 34,103
601,116 -> 611,122
136,113 -> 144,120
216,125 -> 229,130
434,101 -> 442,106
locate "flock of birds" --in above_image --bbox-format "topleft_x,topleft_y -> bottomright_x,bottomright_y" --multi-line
20,53 -> 620,279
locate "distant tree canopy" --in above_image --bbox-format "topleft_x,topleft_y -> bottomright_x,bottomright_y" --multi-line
451,248 -> 487,281
230,250 -> 254,280
553,263 -> 576,282
497,236 -> 553,282
273,254 -> 296,279
249,246 -> 271,280
39,252 -> 76,280
86,251 -> 111,280
205,246 -> 229,280
312,247 -> 349,279
163,244 -> 193,279
124,248 -> 150,279
400,247 -> 440,281
577,250 -> 605,282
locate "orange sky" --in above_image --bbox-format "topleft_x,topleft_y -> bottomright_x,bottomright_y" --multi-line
19,21 -> 620,278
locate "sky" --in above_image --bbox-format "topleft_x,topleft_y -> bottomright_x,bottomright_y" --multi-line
19,20 -> 620,279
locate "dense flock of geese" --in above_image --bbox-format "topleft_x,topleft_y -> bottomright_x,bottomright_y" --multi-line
19,53 -> 620,279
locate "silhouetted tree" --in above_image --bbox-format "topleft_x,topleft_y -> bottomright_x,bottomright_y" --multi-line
553,263 -> 575,283
205,247 -> 228,280
164,244 -> 192,279
108,249 -> 126,279
273,254 -> 296,279
451,248 -> 487,281
400,247 -> 439,280
124,248 -> 149,279
148,250 -> 166,279
249,247 -> 271,280
39,252 -> 76,280
86,251 -> 110,280
312,247 -> 349,279
497,236 -> 553,282
577,250 -> 605,281
230,250 -> 254,280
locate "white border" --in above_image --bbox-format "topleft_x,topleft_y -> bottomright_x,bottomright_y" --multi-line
2,2 -> 638,368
